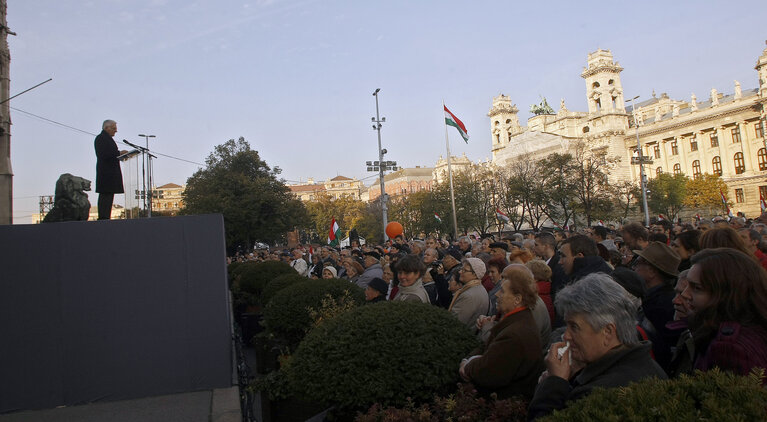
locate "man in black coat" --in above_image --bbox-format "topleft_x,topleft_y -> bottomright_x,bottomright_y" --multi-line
94,120 -> 126,220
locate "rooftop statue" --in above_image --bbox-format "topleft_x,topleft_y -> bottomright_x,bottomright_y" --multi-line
530,97 -> 555,115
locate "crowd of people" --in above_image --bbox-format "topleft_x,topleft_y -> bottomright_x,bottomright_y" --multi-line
229,212 -> 767,419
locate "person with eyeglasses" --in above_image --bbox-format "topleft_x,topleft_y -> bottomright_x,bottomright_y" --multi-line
448,257 -> 490,331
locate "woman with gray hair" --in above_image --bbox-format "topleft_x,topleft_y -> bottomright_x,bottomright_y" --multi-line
528,272 -> 667,420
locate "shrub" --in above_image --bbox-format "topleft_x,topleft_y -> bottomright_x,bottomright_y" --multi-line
540,368 -> 767,421
287,301 -> 480,411
237,260 -> 294,298
356,383 -> 528,422
261,273 -> 308,305
263,278 -> 364,349
227,261 -> 242,278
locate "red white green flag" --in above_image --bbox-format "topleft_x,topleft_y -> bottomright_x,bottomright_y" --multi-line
496,208 -> 510,223
328,218 -> 341,246
444,105 -> 469,143
434,213 -> 442,223
720,190 -> 734,219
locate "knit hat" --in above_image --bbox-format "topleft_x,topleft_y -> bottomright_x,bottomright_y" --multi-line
367,277 -> 389,296
611,267 -> 647,299
444,247 -> 464,261
323,266 -> 337,278
633,241 -> 681,277
489,242 -> 509,251
464,257 -> 487,279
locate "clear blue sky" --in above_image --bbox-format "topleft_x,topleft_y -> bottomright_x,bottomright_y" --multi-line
8,0 -> 767,222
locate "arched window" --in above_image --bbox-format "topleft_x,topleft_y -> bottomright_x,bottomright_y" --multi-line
592,82 -> 600,88
608,79 -> 614,85
712,156 -> 722,176
692,160 -> 702,179
759,148 -> 767,171
734,152 -> 745,174
582,126 -> 590,133
673,163 -> 681,175
656,167 -> 663,177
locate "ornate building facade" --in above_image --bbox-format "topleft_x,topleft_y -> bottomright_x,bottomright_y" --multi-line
289,175 -> 365,202
368,166 -> 434,201
152,183 -> 185,214
491,44 -> 767,217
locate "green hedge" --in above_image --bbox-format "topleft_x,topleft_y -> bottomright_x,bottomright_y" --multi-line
356,383 -> 528,422
541,368 -> 767,421
263,278 -> 364,349
261,273 -> 309,305
288,301 -> 480,410
237,260 -> 294,297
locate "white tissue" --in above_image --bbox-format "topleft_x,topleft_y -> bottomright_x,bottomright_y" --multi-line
557,341 -> 572,365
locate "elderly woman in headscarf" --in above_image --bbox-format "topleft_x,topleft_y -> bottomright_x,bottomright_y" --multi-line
321,266 -> 337,279
528,272 -> 667,420
448,257 -> 490,330
459,264 -> 545,400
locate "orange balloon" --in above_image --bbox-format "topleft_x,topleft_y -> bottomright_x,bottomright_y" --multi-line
385,221 -> 404,239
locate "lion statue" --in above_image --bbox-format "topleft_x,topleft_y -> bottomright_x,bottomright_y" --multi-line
42,173 -> 92,223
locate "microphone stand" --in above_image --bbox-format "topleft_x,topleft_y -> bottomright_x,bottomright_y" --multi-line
122,140 -> 158,218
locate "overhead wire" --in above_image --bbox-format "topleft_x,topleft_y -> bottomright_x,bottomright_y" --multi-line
10,106 -> 205,166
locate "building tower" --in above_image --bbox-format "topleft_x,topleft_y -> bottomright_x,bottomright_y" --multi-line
487,94 -> 522,161
756,41 -> 767,98
582,49 -> 626,115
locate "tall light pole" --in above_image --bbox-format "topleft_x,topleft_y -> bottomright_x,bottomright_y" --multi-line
626,95 -> 650,226
138,133 -> 155,217
372,89 -> 388,242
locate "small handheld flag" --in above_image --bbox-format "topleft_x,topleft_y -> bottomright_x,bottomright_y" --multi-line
496,208 -> 510,223
328,218 -> 341,246
434,213 -> 442,223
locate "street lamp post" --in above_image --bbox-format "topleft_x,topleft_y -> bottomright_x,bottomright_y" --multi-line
138,133 -> 156,217
372,89 -> 389,243
626,96 -> 650,226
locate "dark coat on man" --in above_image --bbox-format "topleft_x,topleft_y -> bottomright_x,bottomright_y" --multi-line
527,342 -> 667,420
464,309 -> 544,400
642,283 -> 678,371
94,130 -> 124,194
547,252 -> 570,300
568,255 -> 612,282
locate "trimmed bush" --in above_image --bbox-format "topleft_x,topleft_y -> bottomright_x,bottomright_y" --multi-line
287,301 -> 480,410
237,260 -> 294,297
356,383 -> 528,422
263,278 -> 365,349
261,273 -> 309,305
227,261 -> 243,278
541,368 -> 767,421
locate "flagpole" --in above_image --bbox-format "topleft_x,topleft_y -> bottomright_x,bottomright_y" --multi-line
444,100 -> 459,241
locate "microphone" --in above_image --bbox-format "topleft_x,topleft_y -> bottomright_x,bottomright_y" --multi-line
123,139 -> 140,149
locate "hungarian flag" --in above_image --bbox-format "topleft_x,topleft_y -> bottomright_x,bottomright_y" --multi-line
658,214 -> 666,221
695,214 -> 701,222
496,208 -> 510,223
328,218 -> 341,246
434,213 -> 442,223
720,190 -> 734,219
444,105 -> 469,143
597,220 -> 605,226
761,190 -> 767,213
